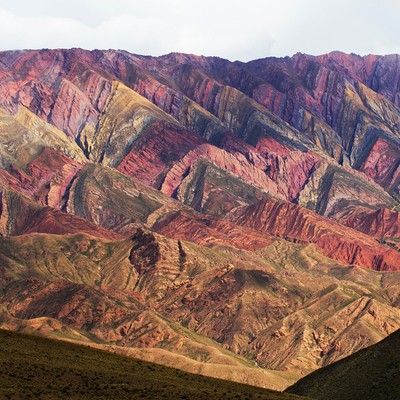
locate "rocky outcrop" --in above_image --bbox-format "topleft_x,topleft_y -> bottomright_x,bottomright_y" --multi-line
0,189 -> 121,240
340,206 -> 400,239
228,198 -> 400,271
64,163 -> 184,235
117,119 -> 205,188
26,147 -> 83,208
152,210 -> 274,250
160,143 -> 279,198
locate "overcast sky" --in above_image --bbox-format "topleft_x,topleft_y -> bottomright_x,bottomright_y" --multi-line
0,0 -> 399,61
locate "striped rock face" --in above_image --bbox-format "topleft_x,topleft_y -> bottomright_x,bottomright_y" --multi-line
0,49 -> 400,390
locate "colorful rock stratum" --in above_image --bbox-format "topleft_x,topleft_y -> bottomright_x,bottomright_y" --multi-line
1,49 -> 400,391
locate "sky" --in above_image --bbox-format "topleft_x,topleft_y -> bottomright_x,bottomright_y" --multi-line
0,0 -> 399,61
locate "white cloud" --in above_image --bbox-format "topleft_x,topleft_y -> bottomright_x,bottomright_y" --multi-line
0,0 -> 399,60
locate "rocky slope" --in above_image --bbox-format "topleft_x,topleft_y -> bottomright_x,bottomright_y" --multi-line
1,48 -> 400,392
0,329 -> 307,400
1,230 -> 400,381
286,329 -> 400,399
228,198 -> 400,271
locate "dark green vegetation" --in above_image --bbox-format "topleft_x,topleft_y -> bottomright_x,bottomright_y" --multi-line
286,329 -> 400,400
0,329 -> 308,400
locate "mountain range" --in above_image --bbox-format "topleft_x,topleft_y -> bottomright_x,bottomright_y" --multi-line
0,48 -> 400,391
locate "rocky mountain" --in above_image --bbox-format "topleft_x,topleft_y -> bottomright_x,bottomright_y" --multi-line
0,48 -> 400,392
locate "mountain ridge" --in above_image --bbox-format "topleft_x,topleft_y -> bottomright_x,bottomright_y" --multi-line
1,48 -> 400,392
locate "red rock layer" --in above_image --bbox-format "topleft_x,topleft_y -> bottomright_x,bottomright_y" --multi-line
117,120 -> 205,187
228,198 -> 400,271
0,167 -> 35,198
359,136 -> 400,189
220,132 -> 321,202
160,143 -> 280,198
342,207 -> 400,239
0,50 -> 112,139
21,207 -> 124,240
0,189 -> 122,240
26,147 -> 83,208
152,210 -> 274,250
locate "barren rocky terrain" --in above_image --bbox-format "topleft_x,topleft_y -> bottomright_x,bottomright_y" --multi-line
0,49 -> 400,391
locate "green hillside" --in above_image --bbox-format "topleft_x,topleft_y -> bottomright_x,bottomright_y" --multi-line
0,329 -> 308,400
